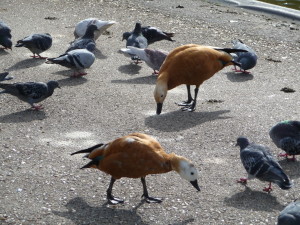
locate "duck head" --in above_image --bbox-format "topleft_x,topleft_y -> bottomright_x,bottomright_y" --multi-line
154,79 -> 168,115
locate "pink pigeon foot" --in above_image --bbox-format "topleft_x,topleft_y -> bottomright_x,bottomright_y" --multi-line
263,183 -> 273,193
30,54 -> 48,59
237,178 -> 248,184
32,105 -> 44,110
278,153 -> 296,161
232,68 -> 251,74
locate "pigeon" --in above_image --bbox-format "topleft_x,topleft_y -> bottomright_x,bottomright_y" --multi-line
46,49 -> 95,77
236,136 -> 293,193
125,23 -> 148,63
269,120 -> 300,161
0,21 -> 12,50
278,201 -> 300,225
120,46 -> 168,74
0,80 -> 60,110
154,44 -> 246,114
71,133 -> 200,204
15,33 -> 52,59
74,18 -> 116,41
0,72 -> 13,82
66,24 -> 97,53
231,39 -> 257,73
122,26 -> 175,45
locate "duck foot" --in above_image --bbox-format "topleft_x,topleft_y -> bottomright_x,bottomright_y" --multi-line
142,194 -> 162,203
107,193 -> 124,205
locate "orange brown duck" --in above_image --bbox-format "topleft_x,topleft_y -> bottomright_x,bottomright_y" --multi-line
154,44 -> 246,114
71,132 -> 200,204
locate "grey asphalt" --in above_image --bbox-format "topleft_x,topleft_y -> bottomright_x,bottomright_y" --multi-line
0,0 -> 300,224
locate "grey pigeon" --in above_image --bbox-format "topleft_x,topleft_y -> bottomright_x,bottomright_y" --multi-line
122,26 -> 175,45
236,136 -> 292,192
0,72 -> 13,82
0,21 -> 12,50
125,23 -> 148,63
269,120 -> 300,161
0,80 -> 60,110
120,46 -> 168,74
15,33 -> 52,59
278,201 -> 300,225
67,24 -> 97,53
231,39 -> 257,73
74,18 -> 116,41
46,49 -> 95,77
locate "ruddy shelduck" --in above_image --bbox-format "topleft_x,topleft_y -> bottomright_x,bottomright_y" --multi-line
154,44 -> 246,114
71,133 -> 200,204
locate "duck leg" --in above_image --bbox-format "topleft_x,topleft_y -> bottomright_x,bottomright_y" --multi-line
177,85 -> 193,106
106,177 -> 124,204
141,177 -> 162,203
181,86 -> 199,112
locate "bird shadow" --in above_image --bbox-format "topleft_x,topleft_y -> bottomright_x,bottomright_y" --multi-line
0,49 -> 10,55
94,48 -> 107,59
118,64 -> 142,75
51,69 -> 73,76
278,159 -> 300,179
52,197 -> 149,225
111,74 -> 156,85
170,218 -> 195,225
225,71 -> 254,82
145,110 -> 231,132
56,77 -> 88,87
224,186 -> 285,212
0,109 -> 46,123
6,58 -> 45,71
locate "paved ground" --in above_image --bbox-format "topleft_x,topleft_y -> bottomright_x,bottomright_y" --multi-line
0,0 -> 300,224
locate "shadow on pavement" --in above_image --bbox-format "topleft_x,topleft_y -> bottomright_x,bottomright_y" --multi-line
94,48 -> 107,59
52,197 -> 148,225
224,186 -> 285,212
6,58 -> 45,71
0,109 -> 46,123
278,158 -> 300,179
118,64 -> 142,75
145,110 -> 231,132
57,77 -> 88,87
111,74 -> 156,85
226,72 -> 254,82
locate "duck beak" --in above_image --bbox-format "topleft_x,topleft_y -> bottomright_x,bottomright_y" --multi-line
156,103 -> 163,115
190,180 -> 200,191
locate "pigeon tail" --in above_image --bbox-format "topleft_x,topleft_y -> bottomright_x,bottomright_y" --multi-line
276,178 -> 293,190
71,143 -> 104,155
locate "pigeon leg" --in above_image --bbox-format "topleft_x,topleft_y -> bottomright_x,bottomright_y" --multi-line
181,87 -> 199,112
177,85 -> 193,106
152,70 -> 159,75
141,177 -> 162,203
107,177 -> 124,204
237,178 -> 248,184
263,182 -> 273,193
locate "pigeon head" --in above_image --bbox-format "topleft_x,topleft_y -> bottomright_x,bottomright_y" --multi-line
122,32 -> 131,41
236,136 -> 250,149
0,36 -> 12,49
47,80 -> 60,90
239,56 -> 257,70
133,22 -> 142,34
171,155 -> 200,191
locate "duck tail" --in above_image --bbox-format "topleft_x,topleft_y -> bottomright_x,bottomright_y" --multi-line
71,143 -> 104,156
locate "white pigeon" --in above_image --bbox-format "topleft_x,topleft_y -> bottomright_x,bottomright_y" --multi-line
121,46 -> 168,74
46,49 -> 95,77
74,18 -> 116,41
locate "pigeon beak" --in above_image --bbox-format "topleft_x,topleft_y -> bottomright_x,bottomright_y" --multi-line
156,103 -> 163,115
190,180 -> 200,191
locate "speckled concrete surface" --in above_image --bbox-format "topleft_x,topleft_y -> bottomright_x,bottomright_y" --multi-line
0,0 -> 299,224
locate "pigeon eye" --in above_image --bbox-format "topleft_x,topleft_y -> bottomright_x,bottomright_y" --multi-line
191,172 -> 194,175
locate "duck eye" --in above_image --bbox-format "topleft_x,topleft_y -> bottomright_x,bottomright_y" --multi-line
161,95 -> 164,98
